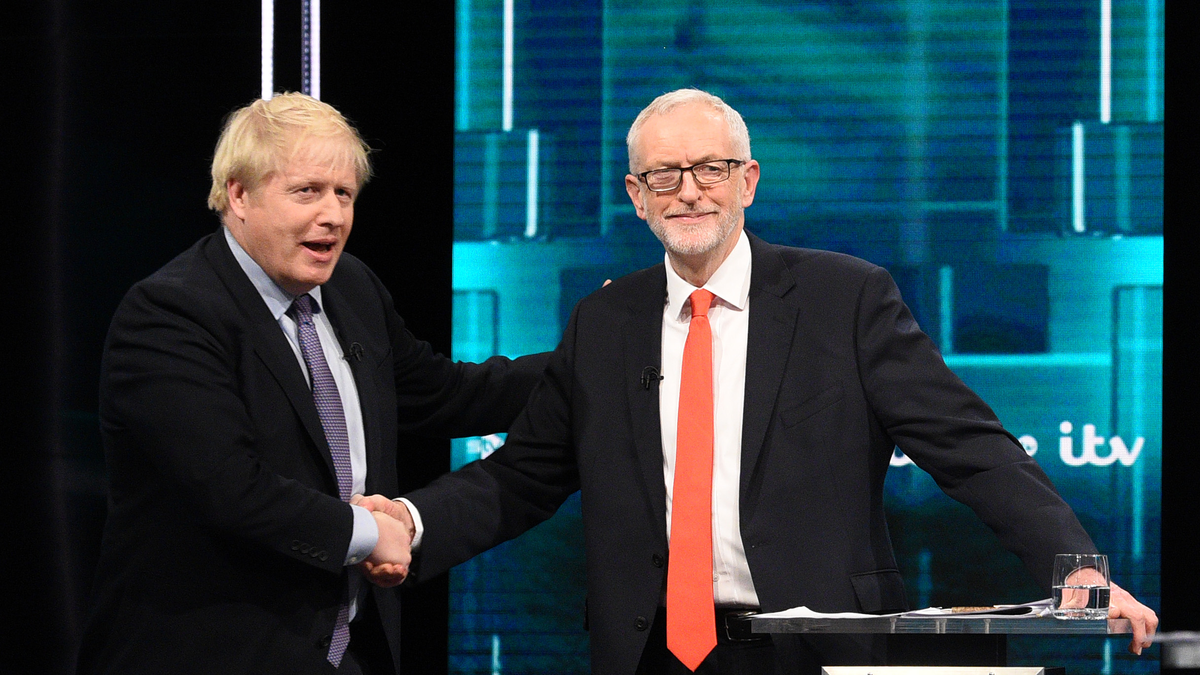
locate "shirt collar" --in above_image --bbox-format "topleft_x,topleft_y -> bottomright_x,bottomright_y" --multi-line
223,226 -> 324,320
664,228 -> 751,319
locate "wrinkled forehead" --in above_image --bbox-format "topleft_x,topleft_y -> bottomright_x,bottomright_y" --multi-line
634,105 -> 733,166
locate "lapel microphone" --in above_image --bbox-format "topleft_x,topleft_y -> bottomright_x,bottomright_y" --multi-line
329,323 -> 362,362
640,366 -> 663,390
331,325 -> 364,362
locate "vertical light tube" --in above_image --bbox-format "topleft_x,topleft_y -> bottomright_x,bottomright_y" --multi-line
1072,121 -> 1086,233
301,0 -> 321,99
938,265 -> 954,355
502,0 -> 514,131
598,1 -> 614,235
1145,0 -> 1160,121
525,129 -> 539,238
900,0 -> 930,265
916,549 -> 933,610
261,0 -> 274,99
1115,125 -> 1131,232
311,0 -> 321,100
456,0 -> 471,130
481,134 -> 500,237
997,0 -> 1010,231
490,633 -> 502,675
1129,288 -> 1146,560
1100,0 -> 1112,123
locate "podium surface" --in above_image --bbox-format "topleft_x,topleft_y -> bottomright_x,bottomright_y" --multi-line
816,662 -> 1060,667
751,614 -> 1132,635
748,614 -> 1130,668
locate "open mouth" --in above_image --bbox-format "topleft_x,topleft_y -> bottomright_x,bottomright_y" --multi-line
303,242 -> 335,253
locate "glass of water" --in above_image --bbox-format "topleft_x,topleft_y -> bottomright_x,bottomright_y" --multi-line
1052,553 -> 1111,619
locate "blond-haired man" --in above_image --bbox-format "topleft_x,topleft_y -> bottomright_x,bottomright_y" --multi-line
76,93 -> 547,675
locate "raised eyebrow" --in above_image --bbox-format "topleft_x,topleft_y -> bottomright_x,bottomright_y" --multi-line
648,157 -> 725,170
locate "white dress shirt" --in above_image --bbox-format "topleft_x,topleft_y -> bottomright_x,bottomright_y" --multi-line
660,229 -> 760,608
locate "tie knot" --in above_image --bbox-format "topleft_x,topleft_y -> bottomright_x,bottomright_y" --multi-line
689,289 -> 715,318
289,294 -> 315,322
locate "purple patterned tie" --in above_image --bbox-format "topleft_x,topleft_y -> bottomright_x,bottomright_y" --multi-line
289,294 -> 353,667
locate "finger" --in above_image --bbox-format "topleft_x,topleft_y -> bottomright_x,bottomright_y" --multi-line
370,566 -> 407,587
1125,608 -> 1147,655
363,566 -> 396,584
370,562 -> 407,579
1128,623 -> 1145,655
367,569 -> 400,586
1139,607 -> 1158,651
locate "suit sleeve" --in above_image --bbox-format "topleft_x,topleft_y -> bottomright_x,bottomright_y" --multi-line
401,304 -> 584,581
100,280 -> 351,574
854,265 -> 1096,590
346,259 -> 551,439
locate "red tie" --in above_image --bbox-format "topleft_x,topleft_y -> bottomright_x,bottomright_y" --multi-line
667,289 -> 717,671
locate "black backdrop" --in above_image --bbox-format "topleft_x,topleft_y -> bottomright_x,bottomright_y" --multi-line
4,2 -> 1196,674
8,1 -> 454,672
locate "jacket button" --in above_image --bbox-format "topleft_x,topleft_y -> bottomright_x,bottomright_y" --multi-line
291,540 -> 301,551
651,554 -> 664,568
635,616 -> 649,631
318,551 -> 329,562
318,635 -> 332,648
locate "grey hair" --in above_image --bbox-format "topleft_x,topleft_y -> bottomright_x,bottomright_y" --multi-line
625,88 -> 752,172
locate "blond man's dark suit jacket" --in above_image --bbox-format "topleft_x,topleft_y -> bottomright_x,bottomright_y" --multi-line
77,231 -> 547,674
405,231 -> 1095,674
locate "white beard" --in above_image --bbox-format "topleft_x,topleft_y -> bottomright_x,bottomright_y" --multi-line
646,200 -> 742,258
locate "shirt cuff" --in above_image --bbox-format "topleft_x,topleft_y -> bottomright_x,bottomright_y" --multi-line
345,503 -> 379,565
395,497 -> 424,550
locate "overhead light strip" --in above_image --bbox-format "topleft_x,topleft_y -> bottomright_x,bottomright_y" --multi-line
1100,0 -> 1112,123
261,0 -> 274,99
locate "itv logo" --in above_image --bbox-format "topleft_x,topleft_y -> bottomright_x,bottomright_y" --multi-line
890,420 -> 1146,468
1055,420 -> 1144,467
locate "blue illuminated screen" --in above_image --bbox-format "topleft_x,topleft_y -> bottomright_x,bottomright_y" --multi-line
447,1 -> 1163,673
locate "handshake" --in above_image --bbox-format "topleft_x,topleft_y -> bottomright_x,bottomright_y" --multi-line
351,494 -> 414,588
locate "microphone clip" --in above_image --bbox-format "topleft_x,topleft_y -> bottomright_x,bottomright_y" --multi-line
640,366 -> 663,390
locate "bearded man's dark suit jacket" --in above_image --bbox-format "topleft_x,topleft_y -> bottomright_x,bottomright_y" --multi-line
404,231 -> 1096,674
77,231 -> 547,675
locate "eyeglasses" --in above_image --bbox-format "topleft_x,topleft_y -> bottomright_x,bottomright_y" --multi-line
635,159 -> 745,192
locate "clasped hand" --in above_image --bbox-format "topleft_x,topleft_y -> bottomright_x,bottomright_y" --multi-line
352,494 -> 416,588
1064,567 -> 1158,655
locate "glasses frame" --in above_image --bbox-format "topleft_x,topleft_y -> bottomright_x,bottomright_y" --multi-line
636,159 -> 746,192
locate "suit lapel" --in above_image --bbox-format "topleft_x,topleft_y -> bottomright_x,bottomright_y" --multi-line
202,233 -> 338,479
321,283 -> 385,493
622,267 -> 670,540
740,233 -> 799,500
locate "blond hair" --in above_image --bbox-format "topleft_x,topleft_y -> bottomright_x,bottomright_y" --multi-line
207,92 -> 372,212
626,88 -> 752,173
